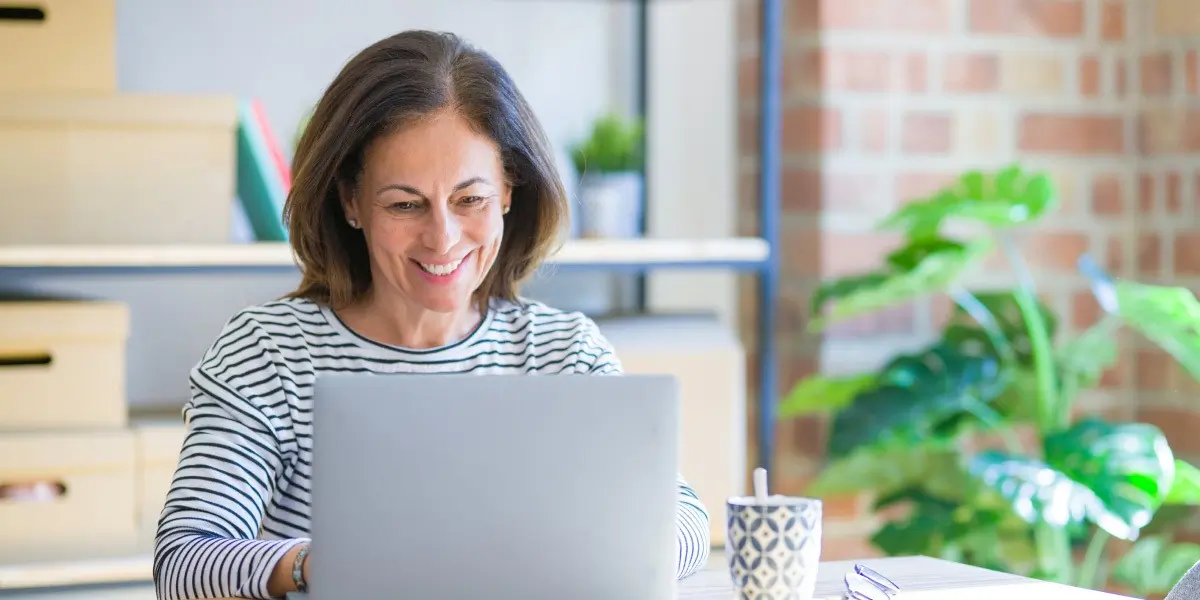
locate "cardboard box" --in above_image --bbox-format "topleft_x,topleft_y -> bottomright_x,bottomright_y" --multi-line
0,0 -> 117,92
0,429 -> 139,564
0,93 -> 238,244
0,301 -> 129,430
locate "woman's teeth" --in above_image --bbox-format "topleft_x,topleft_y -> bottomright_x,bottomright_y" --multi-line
419,258 -> 463,276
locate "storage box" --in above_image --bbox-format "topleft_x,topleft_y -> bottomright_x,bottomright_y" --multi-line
0,429 -> 139,564
132,416 -> 187,552
0,93 -> 238,244
596,314 -> 747,547
0,0 -> 117,93
0,301 -> 129,430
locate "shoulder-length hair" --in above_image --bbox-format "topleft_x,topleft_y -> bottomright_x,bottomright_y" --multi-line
284,30 -> 569,312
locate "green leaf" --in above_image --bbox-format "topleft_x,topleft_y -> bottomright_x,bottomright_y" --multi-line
1166,459 -> 1200,505
808,441 -> 966,499
881,164 -> 1057,237
970,419 -> 1175,541
1111,535 -> 1200,597
1113,280 -> 1200,381
777,373 -> 876,419
1056,320 -> 1119,393
944,290 -> 1058,368
1077,254 -> 1200,382
827,340 -> 1006,458
808,237 -> 992,333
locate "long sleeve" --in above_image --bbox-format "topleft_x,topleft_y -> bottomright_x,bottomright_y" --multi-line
153,317 -> 304,600
580,317 -> 713,579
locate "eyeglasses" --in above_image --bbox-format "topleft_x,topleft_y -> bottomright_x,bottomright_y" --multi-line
844,564 -> 900,600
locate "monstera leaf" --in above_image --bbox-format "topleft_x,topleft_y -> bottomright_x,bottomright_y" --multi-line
827,340 -> 1006,458
1078,254 -> 1200,381
1112,534 -> 1200,597
808,441 -> 967,499
777,373 -> 876,419
1166,459 -> 1200,505
870,488 -> 1037,571
808,237 -> 991,333
880,164 -> 1057,238
969,419 -> 1175,540
943,290 -> 1058,367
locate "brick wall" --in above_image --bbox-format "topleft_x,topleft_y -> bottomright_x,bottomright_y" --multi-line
737,0 -> 1200,562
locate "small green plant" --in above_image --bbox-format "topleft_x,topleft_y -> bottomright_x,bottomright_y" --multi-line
569,112 -> 644,175
780,163 -> 1200,596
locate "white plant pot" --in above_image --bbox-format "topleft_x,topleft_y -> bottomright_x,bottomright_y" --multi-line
578,171 -> 644,239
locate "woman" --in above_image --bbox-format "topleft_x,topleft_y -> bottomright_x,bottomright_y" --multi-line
152,29 -> 711,600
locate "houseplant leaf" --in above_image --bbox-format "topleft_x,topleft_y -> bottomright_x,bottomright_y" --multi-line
943,290 -> 1058,367
1078,253 -> 1200,381
1111,534 -> 1200,597
808,441 -> 966,499
1042,418 -> 1175,539
777,373 -> 876,419
879,164 -> 1057,237
826,339 -> 1006,458
970,419 -> 1175,541
809,237 -> 992,333
1166,459 -> 1200,505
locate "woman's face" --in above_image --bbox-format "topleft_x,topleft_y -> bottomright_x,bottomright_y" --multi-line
343,109 -> 510,315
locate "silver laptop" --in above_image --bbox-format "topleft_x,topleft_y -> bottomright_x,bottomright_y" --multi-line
306,373 -> 681,600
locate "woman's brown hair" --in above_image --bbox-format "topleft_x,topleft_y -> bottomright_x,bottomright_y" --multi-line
283,30 -> 569,312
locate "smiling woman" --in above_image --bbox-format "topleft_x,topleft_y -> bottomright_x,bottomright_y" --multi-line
149,29 -> 711,600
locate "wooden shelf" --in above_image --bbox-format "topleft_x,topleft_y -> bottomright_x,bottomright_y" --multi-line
0,238 -> 769,270
0,555 -> 151,590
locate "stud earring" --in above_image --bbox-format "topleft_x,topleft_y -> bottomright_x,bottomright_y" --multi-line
502,205 -> 510,215
348,218 -> 359,228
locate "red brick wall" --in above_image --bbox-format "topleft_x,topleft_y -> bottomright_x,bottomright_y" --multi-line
736,0 -> 1200,561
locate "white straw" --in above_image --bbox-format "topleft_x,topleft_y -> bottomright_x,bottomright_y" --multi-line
753,467 -> 768,503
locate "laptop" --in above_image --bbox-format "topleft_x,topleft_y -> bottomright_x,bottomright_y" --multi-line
306,373 -> 681,600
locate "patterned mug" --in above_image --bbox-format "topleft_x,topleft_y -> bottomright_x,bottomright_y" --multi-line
725,495 -> 823,600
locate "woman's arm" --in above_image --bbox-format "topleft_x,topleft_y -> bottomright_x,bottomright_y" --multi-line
674,473 -> 712,578
579,316 -> 713,578
153,316 -> 306,600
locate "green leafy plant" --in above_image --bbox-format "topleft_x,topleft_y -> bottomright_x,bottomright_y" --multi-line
569,112 -> 644,175
780,163 -> 1200,595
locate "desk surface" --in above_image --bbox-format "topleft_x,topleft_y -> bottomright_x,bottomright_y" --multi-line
0,555 -> 1137,600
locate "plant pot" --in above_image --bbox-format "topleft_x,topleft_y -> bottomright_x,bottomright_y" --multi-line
578,171 -> 644,239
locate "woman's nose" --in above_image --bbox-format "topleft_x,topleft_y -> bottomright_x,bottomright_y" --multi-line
421,208 -> 462,254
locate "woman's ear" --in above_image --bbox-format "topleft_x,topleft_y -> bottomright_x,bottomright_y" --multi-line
338,179 -> 360,228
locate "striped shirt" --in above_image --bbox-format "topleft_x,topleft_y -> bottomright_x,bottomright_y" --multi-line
153,296 -> 711,599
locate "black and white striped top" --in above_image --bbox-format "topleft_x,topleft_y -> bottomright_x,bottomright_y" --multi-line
153,297 -> 711,600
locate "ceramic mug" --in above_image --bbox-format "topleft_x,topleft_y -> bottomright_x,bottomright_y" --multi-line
725,495 -> 823,600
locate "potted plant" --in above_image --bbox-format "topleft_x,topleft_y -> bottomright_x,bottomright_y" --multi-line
779,164 -> 1200,597
568,112 -> 645,239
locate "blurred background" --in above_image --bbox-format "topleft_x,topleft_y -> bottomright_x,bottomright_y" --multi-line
3,0 -> 1200,599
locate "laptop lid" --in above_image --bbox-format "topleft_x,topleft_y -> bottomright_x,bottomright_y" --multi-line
307,373 -> 680,600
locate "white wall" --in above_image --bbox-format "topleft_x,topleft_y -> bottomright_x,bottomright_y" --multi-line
115,0 -> 627,160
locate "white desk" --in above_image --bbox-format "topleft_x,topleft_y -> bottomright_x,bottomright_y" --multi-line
0,555 -> 1138,599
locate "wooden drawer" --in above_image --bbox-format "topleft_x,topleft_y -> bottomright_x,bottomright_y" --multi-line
132,418 -> 187,552
0,93 -> 238,245
0,0 -> 116,93
0,429 -> 139,564
0,301 -> 128,430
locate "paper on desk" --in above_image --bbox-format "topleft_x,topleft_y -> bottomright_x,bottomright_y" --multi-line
894,580 -> 1137,599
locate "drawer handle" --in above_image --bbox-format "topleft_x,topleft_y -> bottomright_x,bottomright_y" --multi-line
0,6 -> 46,22
0,351 -> 52,368
0,480 -> 66,503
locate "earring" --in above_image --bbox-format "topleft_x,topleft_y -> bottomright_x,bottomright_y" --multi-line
348,218 -> 359,228
502,205 -> 510,215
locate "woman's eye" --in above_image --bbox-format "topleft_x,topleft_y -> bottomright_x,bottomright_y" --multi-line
460,196 -> 484,205
388,201 -> 418,211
